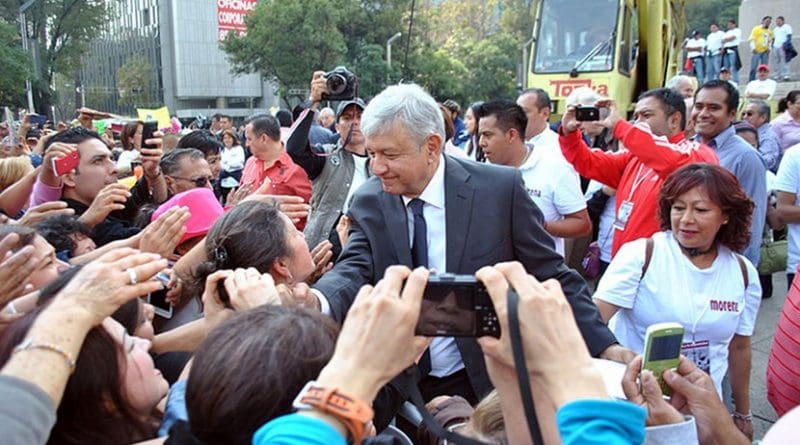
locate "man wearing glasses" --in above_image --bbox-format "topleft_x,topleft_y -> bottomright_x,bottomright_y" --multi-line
160,148 -> 214,196
743,100 -> 782,172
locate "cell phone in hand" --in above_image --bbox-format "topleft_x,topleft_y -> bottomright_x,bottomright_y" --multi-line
641,322 -> 684,396
28,114 -> 48,129
51,150 -> 80,176
141,121 -> 158,149
414,274 -> 500,338
147,271 -> 173,319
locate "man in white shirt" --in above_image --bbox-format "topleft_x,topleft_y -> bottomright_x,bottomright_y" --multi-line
773,16 -> 794,81
722,19 -> 743,84
745,64 -> 777,100
477,99 -> 591,257
685,30 -> 707,80
516,88 -> 564,160
706,22 -> 726,82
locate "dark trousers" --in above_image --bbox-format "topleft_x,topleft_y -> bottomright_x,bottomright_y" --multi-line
759,274 -> 773,299
788,273 -> 795,292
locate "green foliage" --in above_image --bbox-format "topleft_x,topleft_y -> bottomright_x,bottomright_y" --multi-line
0,0 -> 110,112
0,18 -> 31,107
116,55 -> 154,106
685,0 -> 741,36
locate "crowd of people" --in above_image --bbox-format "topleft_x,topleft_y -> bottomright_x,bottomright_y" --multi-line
0,39 -> 799,445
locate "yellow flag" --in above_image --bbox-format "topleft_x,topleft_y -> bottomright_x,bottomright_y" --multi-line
137,106 -> 171,129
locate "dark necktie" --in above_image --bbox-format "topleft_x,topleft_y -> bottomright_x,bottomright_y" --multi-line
408,198 -> 431,375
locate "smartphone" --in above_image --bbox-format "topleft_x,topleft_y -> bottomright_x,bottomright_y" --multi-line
641,322 -> 684,396
414,274 -> 500,338
141,121 -> 158,149
575,106 -> 600,121
51,150 -> 80,176
147,271 -> 173,319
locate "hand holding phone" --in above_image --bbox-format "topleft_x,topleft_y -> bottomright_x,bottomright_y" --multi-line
141,121 -> 158,149
147,271 -> 173,318
52,149 -> 80,176
641,322 -> 684,396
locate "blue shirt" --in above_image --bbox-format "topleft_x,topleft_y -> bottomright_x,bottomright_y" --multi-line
701,125 -> 767,266
757,123 -> 782,172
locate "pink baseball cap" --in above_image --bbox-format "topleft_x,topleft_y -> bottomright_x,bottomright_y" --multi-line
151,188 -> 223,245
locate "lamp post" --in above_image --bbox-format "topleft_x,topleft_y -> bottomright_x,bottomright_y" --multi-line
386,32 -> 402,83
19,0 -> 42,112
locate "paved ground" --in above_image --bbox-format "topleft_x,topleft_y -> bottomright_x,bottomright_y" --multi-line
751,272 -> 786,440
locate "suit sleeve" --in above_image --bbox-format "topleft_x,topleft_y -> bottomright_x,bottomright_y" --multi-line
286,108 -> 326,180
613,120 -> 718,178
312,212 -> 374,323
559,128 -> 631,189
509,170 -> 617,356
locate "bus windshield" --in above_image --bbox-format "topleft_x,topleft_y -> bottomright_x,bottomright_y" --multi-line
533,0 -> 619,74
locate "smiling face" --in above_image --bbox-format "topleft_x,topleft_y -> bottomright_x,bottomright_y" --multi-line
691,87 -> 736,141
670,186 -> 728,253
366,123 -> 441,198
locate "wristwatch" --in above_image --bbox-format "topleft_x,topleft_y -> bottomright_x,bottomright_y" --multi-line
293,380 -> 374,444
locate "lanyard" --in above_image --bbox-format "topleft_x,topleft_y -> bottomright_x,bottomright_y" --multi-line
626,164 -> 653,201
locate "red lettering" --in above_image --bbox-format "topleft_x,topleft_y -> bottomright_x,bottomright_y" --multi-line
709,300 -> 740,312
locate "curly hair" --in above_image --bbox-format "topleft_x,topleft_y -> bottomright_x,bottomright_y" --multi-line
658,163 -> 754,253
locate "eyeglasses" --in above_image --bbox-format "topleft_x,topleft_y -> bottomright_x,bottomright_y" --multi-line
170,175 -> 212,187
742,111 -> 754,116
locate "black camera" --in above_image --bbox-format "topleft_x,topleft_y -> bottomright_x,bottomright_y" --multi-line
415,274 -> 500,338
575,106 -> 600,121
322,66 -> 358,101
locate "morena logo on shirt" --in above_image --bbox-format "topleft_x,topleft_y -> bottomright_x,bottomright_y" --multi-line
709,300 -> 739,312
526,187 -> 541,198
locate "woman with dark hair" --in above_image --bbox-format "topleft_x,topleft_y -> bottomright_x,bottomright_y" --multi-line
118,120 -> 143,175
464,102 -> 485,162
219,129 -> 245,203
773,90 -> 800,151
193,200 -> 315,288
592,163 -> 761,438
166,305 -> 338,445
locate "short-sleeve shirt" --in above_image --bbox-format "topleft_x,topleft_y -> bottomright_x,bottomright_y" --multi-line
723,28 -> 741,48
707,30 -> 726,53
750,26 -> 773,53
519,146 -> 586,256
240,150 -> 312,228
594,231 -> 761,395
745,78 -> 777,100
774,145 -> 800,273
686,38 -> 706,58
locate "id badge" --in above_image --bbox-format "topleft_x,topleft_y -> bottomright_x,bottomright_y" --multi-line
681,340 -> 710,374
614,200 -> 635,230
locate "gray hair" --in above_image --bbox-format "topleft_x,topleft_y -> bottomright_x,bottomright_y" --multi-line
160,148 -> 205,176
361,83 -> 445,149
666,74 -> 694,90
319,107 -> 334,118
565,86 -> 602,107
749,99 -> 771,120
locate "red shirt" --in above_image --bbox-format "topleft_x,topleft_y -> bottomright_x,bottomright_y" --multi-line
560,120 -> 718,257
240,150 -> 312,228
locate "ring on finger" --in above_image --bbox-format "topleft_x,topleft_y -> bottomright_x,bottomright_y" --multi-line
126,268 -> 138,285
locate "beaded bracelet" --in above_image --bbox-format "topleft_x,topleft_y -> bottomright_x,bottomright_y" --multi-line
731,411 -> 753,422
13,339 -> 77,373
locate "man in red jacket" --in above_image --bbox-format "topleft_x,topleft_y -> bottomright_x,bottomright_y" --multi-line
559,87 -> 719,257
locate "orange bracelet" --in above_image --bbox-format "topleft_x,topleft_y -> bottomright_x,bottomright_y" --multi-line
293,381 -> 374,444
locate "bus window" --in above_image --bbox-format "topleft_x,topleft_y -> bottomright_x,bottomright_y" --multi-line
533,0 -> 619,74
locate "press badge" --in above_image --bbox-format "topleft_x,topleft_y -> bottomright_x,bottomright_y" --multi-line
681,340 -> 710,374
614,200 -> 635,230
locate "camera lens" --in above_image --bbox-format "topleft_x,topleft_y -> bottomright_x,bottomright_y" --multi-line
327,74 -> 347,95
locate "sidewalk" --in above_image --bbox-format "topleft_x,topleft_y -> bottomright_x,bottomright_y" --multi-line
751,272 -> 785,439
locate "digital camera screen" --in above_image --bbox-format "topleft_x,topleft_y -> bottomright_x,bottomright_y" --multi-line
416,284 -> 476,336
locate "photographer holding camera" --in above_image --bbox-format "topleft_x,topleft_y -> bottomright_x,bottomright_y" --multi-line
286,69 -> 370,253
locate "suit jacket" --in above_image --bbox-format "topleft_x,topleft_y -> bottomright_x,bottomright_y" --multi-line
314,155 -> 617,398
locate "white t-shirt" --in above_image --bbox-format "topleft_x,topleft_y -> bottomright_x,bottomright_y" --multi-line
723,28 -> 741,48
594,231 -> 761,395
707,30 -> 726,53
774,145 -> 800,272
342,153 -> 369,213
774,24 -> 793,48
519,146 -> 586,256
745,78 -> 777,100
116,149 -> 140,172
686,38 -> 706,58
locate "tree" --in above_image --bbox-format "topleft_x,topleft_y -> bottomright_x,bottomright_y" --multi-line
0,18 -> 31,107
116,55 -> 154,107
221,0 -> 349,93
685,0 -> 741,37
0,0 -> 110,114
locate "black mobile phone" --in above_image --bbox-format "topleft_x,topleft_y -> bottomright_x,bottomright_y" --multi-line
147,271 -> 173,319
415,274 -> 500,338
28,114 -> 47,129
141,121 -> 158,149
575,106 -> 600,121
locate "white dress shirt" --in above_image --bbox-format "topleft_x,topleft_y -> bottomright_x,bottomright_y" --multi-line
774,24 -> 793,48
401,157 -> 464,377
707,30 -> 725,53
723,28 -> 741,48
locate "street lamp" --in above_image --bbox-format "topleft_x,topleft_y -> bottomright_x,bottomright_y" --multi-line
19,0 -> 42,112
386,32 -> 402,84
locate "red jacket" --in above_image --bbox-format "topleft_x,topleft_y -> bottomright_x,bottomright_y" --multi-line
560,120 -> 719,256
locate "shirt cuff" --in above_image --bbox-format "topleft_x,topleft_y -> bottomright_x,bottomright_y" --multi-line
644,416 -> 698,445
311,289 -> 332,316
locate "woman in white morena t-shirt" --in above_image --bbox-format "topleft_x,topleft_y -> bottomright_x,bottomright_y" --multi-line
592,164 -> 761,436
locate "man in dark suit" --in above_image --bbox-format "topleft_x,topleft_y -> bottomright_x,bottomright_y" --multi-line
309,83 -> 627,403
